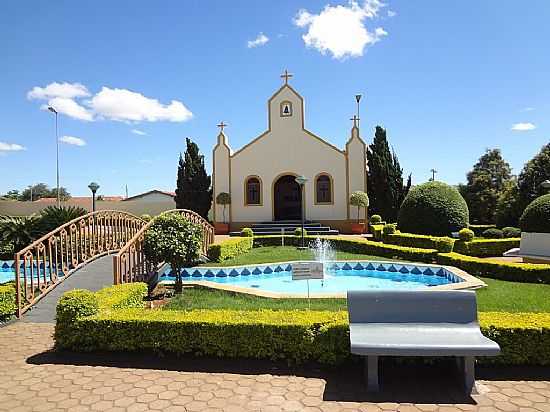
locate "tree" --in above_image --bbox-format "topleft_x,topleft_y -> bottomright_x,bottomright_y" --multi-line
459,149 -> 512,224
215,192 -> 231,223
495,178 -> 523,228
517,143 -> 550,208
175,138 -> 212,219
349,191 -> 369,223
3,190 -> 20,200
367,126 -> 410,222
19,183 -> 71,201
0,215 -> 39,253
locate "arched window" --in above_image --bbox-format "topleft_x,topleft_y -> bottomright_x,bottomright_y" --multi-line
245,176 -> 262,205
280,100 -> 293,117
315,174 -> 332,204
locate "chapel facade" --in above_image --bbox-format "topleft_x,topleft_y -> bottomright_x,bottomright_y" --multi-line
212,71 -> 367,233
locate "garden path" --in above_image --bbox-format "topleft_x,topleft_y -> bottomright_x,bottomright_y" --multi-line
21,255 -> 114,324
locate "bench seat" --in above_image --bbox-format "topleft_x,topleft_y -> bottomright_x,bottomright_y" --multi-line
350,323 -> 501,357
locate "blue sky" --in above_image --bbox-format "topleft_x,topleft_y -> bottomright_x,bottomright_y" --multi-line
1,1 -> 549,197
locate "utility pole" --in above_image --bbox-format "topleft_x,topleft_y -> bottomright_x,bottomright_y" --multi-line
430,169 -> 438,181
48,106 -> 60,207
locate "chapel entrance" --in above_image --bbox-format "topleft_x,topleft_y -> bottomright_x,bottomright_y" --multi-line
273,175 -> 302,221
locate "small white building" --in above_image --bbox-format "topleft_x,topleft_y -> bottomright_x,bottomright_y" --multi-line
124,190 -> 176,203
212,72 -> 367,233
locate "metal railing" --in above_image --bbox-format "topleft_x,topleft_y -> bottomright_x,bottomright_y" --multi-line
113,209 -> 215,285
14,210 -> 146,317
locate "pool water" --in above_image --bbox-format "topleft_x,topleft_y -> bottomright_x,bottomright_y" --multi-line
159,261 -> 462,295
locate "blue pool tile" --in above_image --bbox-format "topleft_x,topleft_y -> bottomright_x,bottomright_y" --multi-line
399,266 -> 409,274
342,263 -> 352,270
204,270 -> 215,277
252,267 -> 262,275
423,267 -> 435,276
330,263 -> 340,270
366,263 -> 376,271
216,270 -> 227,277
411,267 -> 422,275
241,268 -> 251,276
181,270 -> 190,277
388,265 -> 398,272
2,263 -> 10,269
229,269 -> 239,277
285,264 -> 292,271
263,266 -> 273,274
376,264 -> 386,271
192,269 -> 202,277
353,263 -> 364,270
274,265 -> 284,272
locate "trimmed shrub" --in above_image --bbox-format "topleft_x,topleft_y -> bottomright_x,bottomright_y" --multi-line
294,227 -> 308,237
397,181 -> 469,236
207,237 -> 253,262
240,228 -> 254,237
520,194 -> 550,233
434,238 -> 454,253
94,283 -> 147,310
469,224 -> 496,237
370,214 -> 382,224
482,228 -> 504,239
502,227 -> 521,238
54,289 -> 99,348
382,223 -> 396,235
383,232 -> 455,251
369,224 -> 384,241
458,228 -> 475,241
436,252 -> 550,283
0,284 -> 16,319
453,238 -> 520,258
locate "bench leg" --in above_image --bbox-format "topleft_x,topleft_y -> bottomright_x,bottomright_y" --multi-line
365,356 -> 380,392
462,356 -> 478,395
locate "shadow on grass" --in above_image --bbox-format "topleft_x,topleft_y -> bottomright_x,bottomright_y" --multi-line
27,350 -> 549,404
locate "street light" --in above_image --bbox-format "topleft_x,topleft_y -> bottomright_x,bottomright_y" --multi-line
294,175 -> 308,249
88,182 -> 100,212
541,180 -> 550,193
48,106 -> 60,207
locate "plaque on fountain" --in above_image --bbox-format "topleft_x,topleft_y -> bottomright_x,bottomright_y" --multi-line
291,262 -> 324,280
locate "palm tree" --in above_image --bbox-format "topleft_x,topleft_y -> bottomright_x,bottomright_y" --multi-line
0,216 -> 38,254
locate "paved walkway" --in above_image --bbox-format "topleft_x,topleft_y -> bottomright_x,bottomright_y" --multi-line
22,256 -> 114,324
1,322 -> 549,412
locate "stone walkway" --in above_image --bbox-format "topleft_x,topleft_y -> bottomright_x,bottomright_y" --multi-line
1,322 -> 549,412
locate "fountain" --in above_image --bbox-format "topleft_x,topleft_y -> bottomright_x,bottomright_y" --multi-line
309,237 -> 336,280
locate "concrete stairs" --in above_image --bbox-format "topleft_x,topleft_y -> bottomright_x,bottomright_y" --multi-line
229,220 -> 339,237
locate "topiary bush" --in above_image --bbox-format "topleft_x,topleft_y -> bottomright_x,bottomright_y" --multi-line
143,213 -> 203,293
370,214 -> 382,224
397,181 -> 469,236
482,228 -> 504,239
458,228 -> 475,241
502,227 -> 521,238
520,194 -> 550,233
240,228 -> 254,237
294,227 -> 308,237
382,223 -> 396,235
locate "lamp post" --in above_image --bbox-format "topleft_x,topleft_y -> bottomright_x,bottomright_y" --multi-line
47,106 -> 60,207
294,175 -> 308,249
541,180 -> 550,193
88,182 -> 100,212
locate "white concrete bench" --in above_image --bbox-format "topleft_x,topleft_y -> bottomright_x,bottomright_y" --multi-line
347,290 -> 500,394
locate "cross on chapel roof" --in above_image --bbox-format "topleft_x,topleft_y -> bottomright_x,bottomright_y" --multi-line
280,69 -> 293,85
217,121 -> 227,132
350,115 -> 360,128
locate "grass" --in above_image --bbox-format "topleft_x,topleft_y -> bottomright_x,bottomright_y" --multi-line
199,246 -> 403,267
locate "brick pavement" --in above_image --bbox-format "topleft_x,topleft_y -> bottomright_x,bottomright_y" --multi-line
1,322 -> 549,412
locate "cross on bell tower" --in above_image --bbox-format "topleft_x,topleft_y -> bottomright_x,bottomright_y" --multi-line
217,121 -> 227,132
350,115 -> 360,128
280,69 -> 293,85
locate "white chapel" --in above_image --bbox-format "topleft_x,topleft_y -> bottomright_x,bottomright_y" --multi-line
212,71 -> 367,234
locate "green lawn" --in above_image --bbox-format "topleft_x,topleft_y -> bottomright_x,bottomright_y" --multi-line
200,246 -> 403,267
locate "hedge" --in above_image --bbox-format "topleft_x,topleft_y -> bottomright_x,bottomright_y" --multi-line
207,237 -> 253,262
437,252 -> 550,284
453,238 -> 520,258
520,193 -> 550,233
55,285 -> 550,366
369,224 -> 384,241
469,224 -> 496,237
383,232 -> 455,252
254,235 -> 438,263
0,284 -> 16,319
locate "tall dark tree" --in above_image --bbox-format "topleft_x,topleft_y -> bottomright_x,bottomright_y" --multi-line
175,138 -> 212,219
517,143 -> 550,207
459,149 -> 512,224
367,126 -> 410,222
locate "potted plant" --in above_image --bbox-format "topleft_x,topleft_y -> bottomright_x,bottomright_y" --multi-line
349,191 -> 369,234
215,192 -> 231,234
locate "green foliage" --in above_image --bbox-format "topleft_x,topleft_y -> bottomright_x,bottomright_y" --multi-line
397,181 -> 469,236
140,214 -> 152,222
34,205 -> 88,237
175,138 -> 212,219
294,227 -> 308,237
383,232 -> 455,252
517,143 -> 550,209
207,237 -> 253,262
382,223 -> 396,235
349,191 -> 369,223
94,283 -> 147,310
367,126 -> 411,222
459,149 -> 512,224
433,238 -> 455,253
19,183 -> 71,201
495,179 -> 523,228
143,213 -> 203,293
370,214 -> 382,224
240,228 -> 254,237
0,215 -> 39,253
458,228 -> 475,241
520,194 -> 550,233
0,240 -> 14,260
0,284 -> 16,319
369,224 -> 384,241
215,192 -> 231,223
453,238 -> 520,257
468,224 -> 497,237
437,252 -> 550,283
482,228 -> 504,239
502,227 -> 521,238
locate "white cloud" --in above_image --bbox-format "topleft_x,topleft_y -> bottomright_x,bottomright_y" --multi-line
520,107 -> 535,112
511,122 -> 536,131
59,135 -> 86,146
387,10 -> 397,17
0,142 -> 26,152
294,0 -> 388,60
131,129 -> 147,136
28,82 -> 193,123
247,33 -> 270,48
88,87 -> 193,122
41,97 -> 94,121
27,82 -> 90,100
